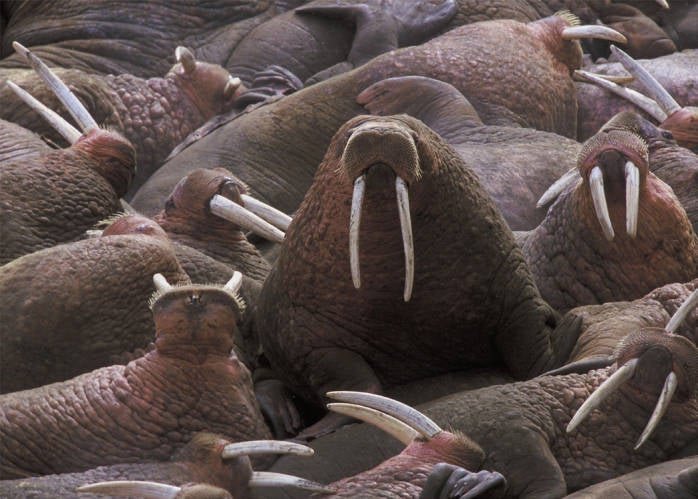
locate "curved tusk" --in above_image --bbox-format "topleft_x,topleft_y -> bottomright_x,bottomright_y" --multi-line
589,166 -> 615,241
634,371 -> 678,449
13,41 -> 99,132
567,358 -> 638,433
396,176 -> 414,302
573,70 -> 668,122
665,289 -> 698,334
77,480 -> 180,498
561,25 -> 627,44
153,273 -> 172,292
327,402 -> 420,446
209,194 -> 285,243
327,391 -> 442,439
349,174 -> 366,290
610,45 -> 681,116
7,80 -> 82,144
625,161 -> 640,238
537,168 -> 580,208
222,271 -> 243,294
241,194 -> 292,231
249,472 -> 336,494
222,439 -> 314,459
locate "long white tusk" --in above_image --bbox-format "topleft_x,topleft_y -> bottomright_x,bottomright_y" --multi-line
655,0 -> 669,8
13,41 -> 99,132
7,80 -> 82,144
589,166 -> 615,241
574,70 -> 668,122
561,25 -> 627,44
77,481 -> 179,498
222,439 -> 314,459
349,175 -> 366,289
567,358 -> 638,433
625,161 -> 640,238
209,194 -> 285,243
327,402 -> 420,445
634,371 -> 678,449
610,45 -> 681,116
665,289 -> 698,334
537,168 -> 580,208
249,472 -> 336,494
327,391 -> 442,439
241,194 -> 292,231
396,176 -> 414,302
222,271 -> 243,294
153,273 -> 172,292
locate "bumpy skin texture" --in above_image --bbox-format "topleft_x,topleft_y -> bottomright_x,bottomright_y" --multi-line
0,118 -> 50,164
0,128 -> 135,264
0,285 -> 271,479
134,13 -> 586,216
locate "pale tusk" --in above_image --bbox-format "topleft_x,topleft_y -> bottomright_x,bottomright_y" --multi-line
222,271 -> 243,294
396,176 -> 414,302
153,273 -> 172,292
327,402 -> 420,445
573,72 -> 634,85
222,439 -> 314,459
589,166 -> 615,241
561,25 -> 627,44
209,194 -> 285,243
120,199 -> 137,213
567,358 -> 638,433
327,391 -> 442,439
625,161 -> 640,238
77,480 -> 179,498
241,194 -> 292,231
610,45 -> 681,116
634,371 -> 677,449
665,289 -> 698,334
13,41 -> 99,132
349,175 -> 366,290
6,80 -> 82,144
573,70 -> 667,122
249,472 -> 336,494
537,168 -> 580,208
655,0 -> 669,8
175,46 -> 196,74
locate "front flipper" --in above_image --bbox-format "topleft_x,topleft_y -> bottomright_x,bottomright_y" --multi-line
234,65 -> 304,108
420,463 -> 507,499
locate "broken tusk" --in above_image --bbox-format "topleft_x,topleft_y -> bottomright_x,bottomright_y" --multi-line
175,46 -> 196,74
209,194 -> 285,243
665,289 -> 698,334
77,480 -> 180,498
152,273 -> 172,292
349,174 -> 366,290
241,194 -> 292,231
396,176 -> 414,302
327,402 -> 420,446
589,166 -> 615,241
222,439 -> 314,459
222,271 -> 243,294
561,25 -> 627,44
625,161 -> 640,238
249,472 -> 336,494
634,371 -> 678,449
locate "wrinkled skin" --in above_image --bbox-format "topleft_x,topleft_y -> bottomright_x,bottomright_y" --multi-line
517,113 -> 698,313
134,13 -> 588,216
0,432 -> 253,498
0,216 -> 189,393
0,127 -> 135,264
0,118 -> 49,164
0,282 -> 272,479
257,115 -> 575,441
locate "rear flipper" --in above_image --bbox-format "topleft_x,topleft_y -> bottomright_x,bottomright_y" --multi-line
419,463 -> 507,499
234,65 -> 304,108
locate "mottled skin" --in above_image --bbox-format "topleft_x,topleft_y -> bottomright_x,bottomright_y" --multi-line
517,113 -> 698,313
0,215 -> 189,393
0,432 -> 253,498
0,282 -> 272,479
0,127 -> 135,264
0,118 -> 49,164
134,13 -> 589,216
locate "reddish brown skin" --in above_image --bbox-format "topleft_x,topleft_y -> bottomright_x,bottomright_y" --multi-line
0,283 -> 271,479
597,4 -> 676,59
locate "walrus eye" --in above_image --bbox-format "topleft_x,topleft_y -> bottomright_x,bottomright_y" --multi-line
661,130 -> 674,140
165,198 -> 175,213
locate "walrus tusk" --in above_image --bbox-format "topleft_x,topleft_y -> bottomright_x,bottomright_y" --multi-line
634,371 -> 677,449
665,289 -> 698,334
152,273 -> 172,293
175,46 -> 196,73
222,271 -> 243,294
561,25 -> 627,44
625,161 -> 640,238
567,358 -> 638,433
249,472 -> 336,494
396,176 -> 414,302
573,70 -> 668,122
610,45 -> 681,116
241,194 -> 293,231
349,174 -> 366,290
13,41 -> 99,133
222,439 -> 314,459
327,391 -> 442,439
77,480 -> 180,498
328,402 -> 420,445
589,166 -> 615,241
6,80 -> 82,144
537,168 -> 580,208
209,194 -> 285,243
